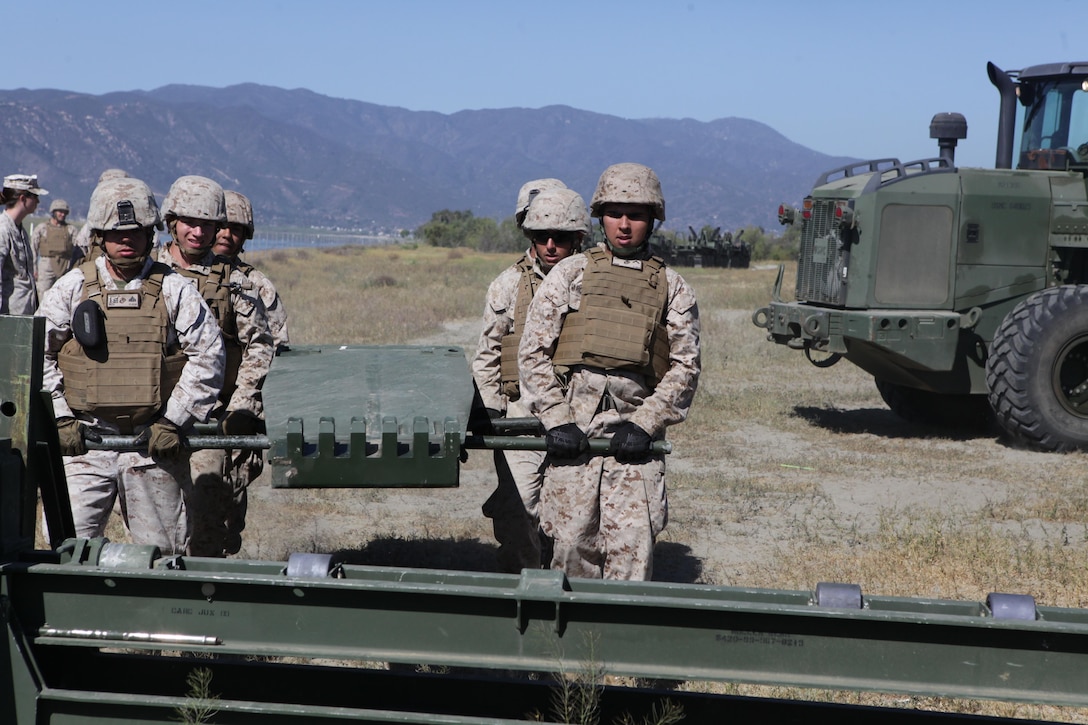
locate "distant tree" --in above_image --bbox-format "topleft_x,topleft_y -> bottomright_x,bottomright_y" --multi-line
750,223 -> 800,261
417,210 -> 527,252
479,216 -> 525,253
417,209 -> 476,248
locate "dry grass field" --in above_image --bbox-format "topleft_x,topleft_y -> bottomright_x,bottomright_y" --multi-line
226,245 -> 1088,720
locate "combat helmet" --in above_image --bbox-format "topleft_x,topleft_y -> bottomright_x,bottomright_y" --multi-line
87,178 -> 162,233
97,168 -> 128,184
521,188 -> 590,238
86,177 -> 162,270
160,175 -> 227,225
515,178 -> 567,228
223,190 -> 254,240
49,198 -> 70,214
589,163 -> 665,222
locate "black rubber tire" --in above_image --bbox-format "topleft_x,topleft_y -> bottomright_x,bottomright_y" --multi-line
875,378 -> 992,430
986,285 -> 1088,451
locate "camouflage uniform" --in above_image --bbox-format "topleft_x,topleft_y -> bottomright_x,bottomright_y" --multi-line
472,250 -> 548,572
0,211 -> 38,314
73,222 -> 93,259
518,245 -> 700,580
212,260 -> 283,552
240,262 -> 289,350
157,244 -> 274,556
40,255 -> 225,554
32,217 -> 78,298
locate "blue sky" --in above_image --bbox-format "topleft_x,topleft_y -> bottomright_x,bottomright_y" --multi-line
8,0 -> 1081,168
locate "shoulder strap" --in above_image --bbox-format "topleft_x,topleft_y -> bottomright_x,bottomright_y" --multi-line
79,259 -> 101,301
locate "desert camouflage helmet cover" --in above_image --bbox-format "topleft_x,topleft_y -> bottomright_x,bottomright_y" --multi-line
223,190 -> 254,239
49,198 -> 70,213
515,178 -> 567,226
3,174 -> 48,197
97,168 -> 129,184
590,163 -> 665,221
86,177 -> 163,232
521,187 -> 590,235
160,175 -> 227,224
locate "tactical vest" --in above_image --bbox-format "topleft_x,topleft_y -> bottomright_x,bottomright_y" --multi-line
57,260 -> 186,434
552,247 -> 671,388
40,224 -> 73,275
176,257 -> 242,405
498,256 -> 539,399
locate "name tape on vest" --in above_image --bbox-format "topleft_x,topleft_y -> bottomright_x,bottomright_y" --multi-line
105,291 -> 141,309
611,257 -> 644,270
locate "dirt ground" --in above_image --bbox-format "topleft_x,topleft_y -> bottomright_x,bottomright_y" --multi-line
240,310 -> 1088,602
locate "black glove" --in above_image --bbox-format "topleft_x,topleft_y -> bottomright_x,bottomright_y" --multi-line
219,409 -> 264,436
56,417 -> 99,457
545,423 -> 588,460
145,418 -> 184,460
609,422 -> 653,463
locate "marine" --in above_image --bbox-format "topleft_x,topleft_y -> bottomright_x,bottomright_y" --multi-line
39,176 -> 226,554
472,179 -> 586,572
518,163 -> 701,581
156,175 -> 274,557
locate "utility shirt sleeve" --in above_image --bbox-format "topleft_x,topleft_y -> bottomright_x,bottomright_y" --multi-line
249,268 -> 290,348
30,224 -> 44,262
0,218 -> 12,311
73,224 -> 91,256
470,265 -> 519,412
162,276 -> 226,428
226,267 -> 274,417
517,256 -> 584,430
38,269 -> 85,420
628,269 -> 701,437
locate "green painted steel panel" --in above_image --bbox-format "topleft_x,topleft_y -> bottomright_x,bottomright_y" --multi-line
263,345 -> 472,488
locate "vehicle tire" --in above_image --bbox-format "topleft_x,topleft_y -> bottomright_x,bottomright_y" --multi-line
875,378 -> 992,430
986,285 -> 1088,451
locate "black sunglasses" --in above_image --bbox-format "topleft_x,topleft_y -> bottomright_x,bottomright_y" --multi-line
530,230 -> 579,246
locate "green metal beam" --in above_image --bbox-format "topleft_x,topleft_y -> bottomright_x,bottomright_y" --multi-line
9,549 -> 1088,709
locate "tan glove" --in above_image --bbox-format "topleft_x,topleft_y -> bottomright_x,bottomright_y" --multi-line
146,418 -> 184,460
56,417 -> 90,457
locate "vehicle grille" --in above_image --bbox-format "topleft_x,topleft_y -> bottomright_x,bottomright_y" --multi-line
795,199 -> 847,305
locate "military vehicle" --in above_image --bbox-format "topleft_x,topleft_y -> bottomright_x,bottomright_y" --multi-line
726,229 -> 751,268
753,61 -> 1088,451
5,313 -> 1088,723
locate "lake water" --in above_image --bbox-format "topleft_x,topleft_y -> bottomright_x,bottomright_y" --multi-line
247,232 -> 402,251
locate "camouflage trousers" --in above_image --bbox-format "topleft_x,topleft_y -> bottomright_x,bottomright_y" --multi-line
35,257 -> 62,302
188,448 -> 263,557
539,453 -> 667,581
481,447 -> 546,573
63,448 -> 193,555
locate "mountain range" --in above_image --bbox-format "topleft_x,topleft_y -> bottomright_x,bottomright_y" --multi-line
0,84 -> 857,234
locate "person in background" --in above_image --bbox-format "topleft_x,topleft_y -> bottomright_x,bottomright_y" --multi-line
0,174 -> 48,314
39,177 -> 225,554
472,179 -> 587,572
518,163 -> 701,581
32,197 -> 77,298
158,175 -> 273,557
214,190 -> 290,353
209,189 -> 288,553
